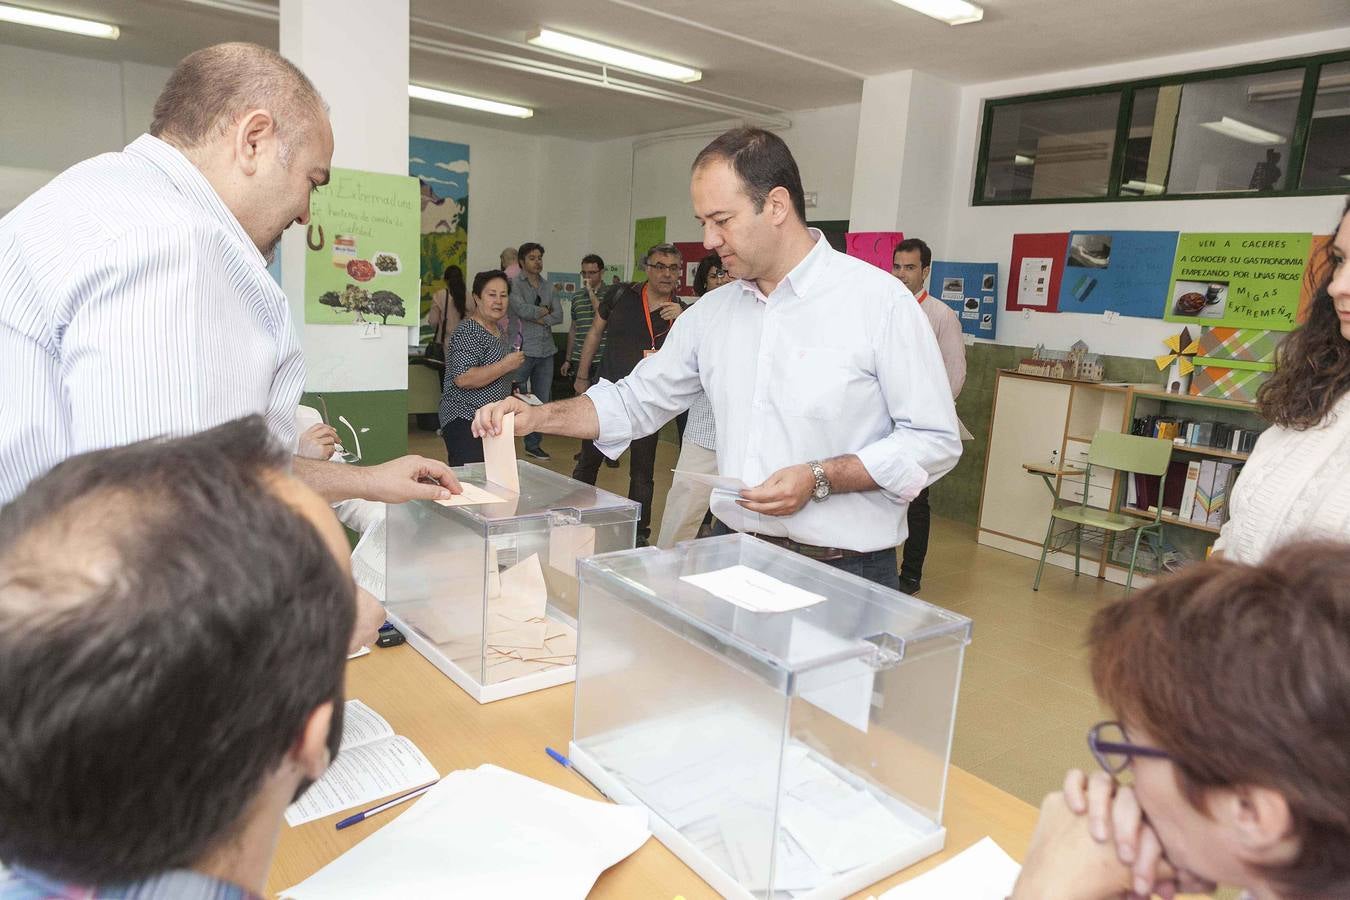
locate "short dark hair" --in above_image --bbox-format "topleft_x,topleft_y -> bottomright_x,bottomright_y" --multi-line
895,238 -> 932,270
581,253 -> 605,271
0,417 -> 353,884
1090,541 -> 1350,898
644,242 -> 682,265
693,252 -> 723,296
472,269 -> 509,298
517,242 -> 545,261
692,127 -> 806,223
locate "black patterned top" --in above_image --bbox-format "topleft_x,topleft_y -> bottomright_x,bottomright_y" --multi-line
439,318 -> 512,425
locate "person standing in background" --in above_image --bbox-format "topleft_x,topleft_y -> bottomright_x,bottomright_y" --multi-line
426,264 -> 465,361
440,270 -> 525,465
562,253 -> 618,468
507,242 -> 561,460
500,246 -> 519,279
892,237 -> 966,594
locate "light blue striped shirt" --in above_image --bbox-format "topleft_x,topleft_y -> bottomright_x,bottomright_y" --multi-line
0,134 -> 305,504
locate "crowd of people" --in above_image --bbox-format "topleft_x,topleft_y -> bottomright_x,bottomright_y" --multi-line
1,38 -> 1348,900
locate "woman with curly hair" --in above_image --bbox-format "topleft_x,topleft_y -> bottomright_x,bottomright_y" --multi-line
1215,198 -> 1350,563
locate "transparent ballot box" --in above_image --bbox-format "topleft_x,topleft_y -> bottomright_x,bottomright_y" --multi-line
385,460 -> 638,703
569,534 -> 972,900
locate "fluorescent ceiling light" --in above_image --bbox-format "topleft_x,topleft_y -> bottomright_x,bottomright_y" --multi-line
0,2 -> 118,38
889,0 -> 984,25
1013,154 -> 1035,166
528,28 -> 701,83
1199,115 -> 1284,145
1341,174 -> 1350,182
1122,179 -> 1165,195
408,84 -> 533,119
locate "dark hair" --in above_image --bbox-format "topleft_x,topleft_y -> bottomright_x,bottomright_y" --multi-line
1256,197 -> 1350,430
581,253 -> 605,271
692,127 -> 806,223
444,265 -> 467,320
517,242 -> 544,261
895,238 -> 932,270
644,242 -> 682,265
472,269 -> 509,300
150,42 -> 326,155
693,252 -> 724,296
0,417 -> 353,885
1089,541 -> 1350,898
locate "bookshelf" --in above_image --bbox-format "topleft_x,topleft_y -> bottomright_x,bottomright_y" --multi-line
1118,506 -> 1224,536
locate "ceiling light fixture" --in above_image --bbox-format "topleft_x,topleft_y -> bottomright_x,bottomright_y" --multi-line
0,2 -> 119,38
1121,179 -> 1165,195
1199,116 -> 1284,145
407,84 -> 533,119
527,28 -> 701,83
1013,154 -> 1035,166
889,0 -> 984,26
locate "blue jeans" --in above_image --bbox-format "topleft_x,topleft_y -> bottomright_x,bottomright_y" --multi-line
515,353 -> 554,451
710,520 -> 900,590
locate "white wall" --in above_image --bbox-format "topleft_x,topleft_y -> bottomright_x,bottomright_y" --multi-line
943,26 -> 1350,359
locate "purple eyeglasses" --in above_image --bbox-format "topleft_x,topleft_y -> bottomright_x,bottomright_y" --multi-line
1088,721 -> 1171,775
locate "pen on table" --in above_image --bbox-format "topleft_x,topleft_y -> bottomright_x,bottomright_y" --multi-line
334,778 -> 439,831
546,746 -> 608,799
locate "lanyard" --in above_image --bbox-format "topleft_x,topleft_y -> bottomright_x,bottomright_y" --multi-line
639,284 -> 658,351
915,289 -> 928,305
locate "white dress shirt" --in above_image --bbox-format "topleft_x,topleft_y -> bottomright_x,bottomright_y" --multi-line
588,230 -> 961,553
0,135 -> 304,504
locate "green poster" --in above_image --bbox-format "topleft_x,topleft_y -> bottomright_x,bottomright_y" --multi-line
603,262 -> 625,288
1163,232 -> 1313,332
304,168 -> 420,326
632,216 -> 667,282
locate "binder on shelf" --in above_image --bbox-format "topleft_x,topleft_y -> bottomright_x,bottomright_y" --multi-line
1207,462 -> 1235,527
1177,461 -> 1203,520
1191,460 -> 1219,524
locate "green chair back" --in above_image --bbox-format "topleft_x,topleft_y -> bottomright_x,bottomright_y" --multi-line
1087,430 -> 1172,476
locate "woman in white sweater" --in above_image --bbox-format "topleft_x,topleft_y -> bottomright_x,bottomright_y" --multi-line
1216,198 -> 1350,563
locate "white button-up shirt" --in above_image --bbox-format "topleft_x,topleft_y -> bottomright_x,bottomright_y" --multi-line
589,230 -> 961,553
0,135 -> 304,504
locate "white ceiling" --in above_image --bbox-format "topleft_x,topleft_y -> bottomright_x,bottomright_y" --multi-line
2,0 -> 1348,140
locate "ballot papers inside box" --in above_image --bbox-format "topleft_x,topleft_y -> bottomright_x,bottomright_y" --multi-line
386,460 -> 638,703
570,534 -> 972,900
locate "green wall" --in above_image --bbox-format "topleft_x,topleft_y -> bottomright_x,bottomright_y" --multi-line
300,389 -> 408,466
929,345 -> 1167,527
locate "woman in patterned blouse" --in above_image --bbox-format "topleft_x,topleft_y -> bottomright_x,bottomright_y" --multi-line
439,270 -> 525,465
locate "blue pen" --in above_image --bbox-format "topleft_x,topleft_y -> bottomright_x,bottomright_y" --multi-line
334,778 -> 439,830
545,746 -> 571,767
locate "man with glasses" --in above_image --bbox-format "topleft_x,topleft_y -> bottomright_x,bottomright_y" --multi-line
570,243 -> 687,545
1012,540 -> 1350,900
562,254 -> 618,469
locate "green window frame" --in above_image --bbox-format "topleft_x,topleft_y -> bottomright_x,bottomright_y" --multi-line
972,49 -> 1350,206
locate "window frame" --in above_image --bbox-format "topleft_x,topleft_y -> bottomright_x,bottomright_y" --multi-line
972,49 -> 1350,206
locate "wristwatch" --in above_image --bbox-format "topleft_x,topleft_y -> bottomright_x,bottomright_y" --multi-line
807,460 -> 831,502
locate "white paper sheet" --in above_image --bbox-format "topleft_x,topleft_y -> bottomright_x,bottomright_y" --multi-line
671,469 -> 748,494
549,524 -> 596,574
877,837 -> 1020,900
350,519 -> 386,603
790,619 -> 875,733
483,411 -> 520,493
681,565 -> 827,613
346,646 -> 371,660
433,482 -> 508,507
280,764 -> 650,900
1017,257 -> 1053,308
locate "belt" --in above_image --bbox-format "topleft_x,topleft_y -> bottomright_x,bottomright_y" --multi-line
743,532 -> 869,562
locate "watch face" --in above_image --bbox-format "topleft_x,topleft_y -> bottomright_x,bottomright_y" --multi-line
814,483 -> 829,499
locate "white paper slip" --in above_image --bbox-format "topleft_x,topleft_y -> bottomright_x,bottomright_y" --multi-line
433,481 -> 509,507
672,469 -> 749,494
346,646 -> 371,660
483,410 -> 520,493
681,565 -> 827,614
349,519 -> 386,603
280,764 -> 650,900
284,700 -> 438,826
878,837 -> 1020,900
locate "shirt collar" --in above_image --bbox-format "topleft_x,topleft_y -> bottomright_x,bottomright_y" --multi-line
124,134 -> 266,269
737,227 -> 833,305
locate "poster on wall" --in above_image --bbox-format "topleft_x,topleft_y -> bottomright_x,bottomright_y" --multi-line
1163,233 -> 1313,331
632,216 -> 667,282
675,241 -> 710,297
547,270 -> 580,333
1006,232 -> 1069,313
845,231 -> 904,272
603,263 -> 625,287
930,261 -> 998,338
410,137 -> 469,343
1054,230 -> 1178,319
304,168 -> 420,327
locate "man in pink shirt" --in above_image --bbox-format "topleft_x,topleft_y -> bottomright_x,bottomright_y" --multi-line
892,238 -> 966,594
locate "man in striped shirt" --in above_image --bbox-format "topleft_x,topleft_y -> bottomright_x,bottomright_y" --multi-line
0,42 -> 459,507
560,253 -> 618,468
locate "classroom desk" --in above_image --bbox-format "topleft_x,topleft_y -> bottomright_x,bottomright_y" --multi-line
267,643 -> 1038,898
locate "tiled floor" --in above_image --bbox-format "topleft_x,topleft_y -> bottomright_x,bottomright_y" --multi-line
409,426 -> 1122,807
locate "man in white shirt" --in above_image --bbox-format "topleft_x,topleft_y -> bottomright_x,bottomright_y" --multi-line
892,238 -> 967,594
0,42 -> 459,508
474,128 -> 960,588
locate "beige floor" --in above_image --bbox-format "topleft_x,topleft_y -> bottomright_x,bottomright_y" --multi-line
408,426 -> 1119,807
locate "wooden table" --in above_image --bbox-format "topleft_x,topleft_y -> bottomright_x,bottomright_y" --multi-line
267,644 -> 1037,898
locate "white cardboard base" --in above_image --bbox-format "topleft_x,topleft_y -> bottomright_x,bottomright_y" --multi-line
387,610 -> 576,704
568,742 -> 946,900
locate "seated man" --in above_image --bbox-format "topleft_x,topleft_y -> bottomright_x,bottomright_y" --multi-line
1013,540 -> 1350,900
0,417 -> 354,898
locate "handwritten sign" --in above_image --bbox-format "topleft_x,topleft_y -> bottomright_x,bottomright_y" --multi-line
305,168 -> 420,327
1163,233 -> 1313,332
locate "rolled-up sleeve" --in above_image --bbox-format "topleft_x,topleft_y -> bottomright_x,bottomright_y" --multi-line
587,304 -> 705,459
855,298 -> 962,503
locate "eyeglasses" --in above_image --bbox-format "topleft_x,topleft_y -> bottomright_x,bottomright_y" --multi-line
646,262 -> 681,274
709,269 -> 729,279
1088,721 -> 1171,775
